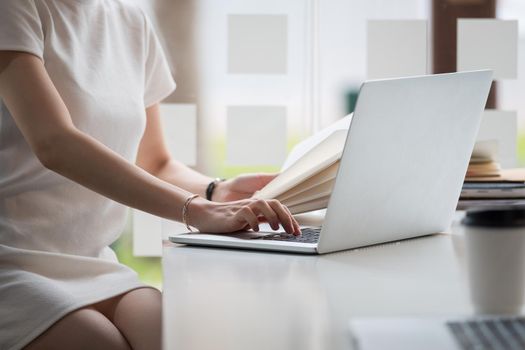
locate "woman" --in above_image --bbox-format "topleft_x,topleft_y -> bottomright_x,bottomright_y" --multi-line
0,1 -> 301,349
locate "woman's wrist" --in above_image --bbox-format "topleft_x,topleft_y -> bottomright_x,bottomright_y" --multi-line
185,196 -> 212,231
181,194 -> 199,231
205,178 -> 225,201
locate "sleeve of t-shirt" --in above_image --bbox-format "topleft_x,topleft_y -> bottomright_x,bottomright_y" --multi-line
143,15 -> 176,108
0,0 -> 44,59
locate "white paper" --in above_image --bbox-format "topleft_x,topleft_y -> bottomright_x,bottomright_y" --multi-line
281,114 -> 352,171
256,129 -> 347,200
367,20 -> 427,79
159,104 -> 197,166
226,106 -> 287,166
228,14 -> 288,74
457,19 -> 518,80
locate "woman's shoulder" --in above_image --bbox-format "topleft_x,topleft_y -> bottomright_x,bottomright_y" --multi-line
0,0 -> 39,13
0,0 -> 146,24
0,0 -> 45,60
105,0 -> 150,24
98,0 -> 160,42
1,0 -> 38,6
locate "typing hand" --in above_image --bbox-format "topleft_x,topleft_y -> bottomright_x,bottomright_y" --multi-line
188,197 -> 301,235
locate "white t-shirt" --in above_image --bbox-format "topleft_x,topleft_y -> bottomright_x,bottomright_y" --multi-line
0,1 -> 176,349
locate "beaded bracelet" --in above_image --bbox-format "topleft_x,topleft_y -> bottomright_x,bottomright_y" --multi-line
182,194 -> 199,232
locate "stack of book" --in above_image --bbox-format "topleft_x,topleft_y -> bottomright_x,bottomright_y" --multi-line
466,160 -> 501,178
459,140 -> 525,209
465,140 -> 501,178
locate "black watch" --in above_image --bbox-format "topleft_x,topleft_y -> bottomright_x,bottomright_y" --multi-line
206,178 -> 224,201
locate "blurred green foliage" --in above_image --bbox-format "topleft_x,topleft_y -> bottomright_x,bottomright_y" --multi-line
111,219 -> 163,290
517,131 -> 525,166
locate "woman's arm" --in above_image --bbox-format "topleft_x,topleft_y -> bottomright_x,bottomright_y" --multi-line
0,52 -> 300,234
136,103 -> 213,198
136,104 -> 279,202
0,52 -> 192,221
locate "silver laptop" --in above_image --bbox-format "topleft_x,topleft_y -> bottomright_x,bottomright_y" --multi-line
349,316 -> 525,350
170,71 -> 493,254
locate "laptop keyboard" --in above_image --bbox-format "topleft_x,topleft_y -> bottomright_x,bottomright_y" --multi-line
260,227 -> 321,244
447,317 -> 525,350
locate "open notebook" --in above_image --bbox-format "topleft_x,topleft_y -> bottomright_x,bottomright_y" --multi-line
253,115 -> 352,214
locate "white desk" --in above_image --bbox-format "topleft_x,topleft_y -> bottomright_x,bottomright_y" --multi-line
162,217 -> 472,350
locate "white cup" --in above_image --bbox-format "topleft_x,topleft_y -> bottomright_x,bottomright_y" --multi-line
462,206 -> 525,315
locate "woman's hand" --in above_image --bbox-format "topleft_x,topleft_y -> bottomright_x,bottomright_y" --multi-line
188,197 -> 301,235
212,173 -> 277,202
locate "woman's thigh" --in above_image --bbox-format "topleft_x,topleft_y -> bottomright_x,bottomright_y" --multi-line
24,307 -> 131,350
93,287 -> 162,350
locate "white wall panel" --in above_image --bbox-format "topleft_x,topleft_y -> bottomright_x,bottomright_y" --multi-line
477,110 -> 518,168
226,106 -> 287,166
132,210 -> 162,257
228,14 -> 288,74
457,19 -> 518,79
367,20 -> 427,79
162,219 -> 191,241
133,212 -> 190,258
159,104 -> 198,166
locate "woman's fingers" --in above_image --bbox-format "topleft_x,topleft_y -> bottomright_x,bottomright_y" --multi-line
238,206 -> 260,232
219,199 -> 299,235
267,199 -> 298,235
282,205 -> 302,235
250,200 -> 280,230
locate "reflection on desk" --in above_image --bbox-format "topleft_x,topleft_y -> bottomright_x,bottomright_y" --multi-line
163,228 -> 472,350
